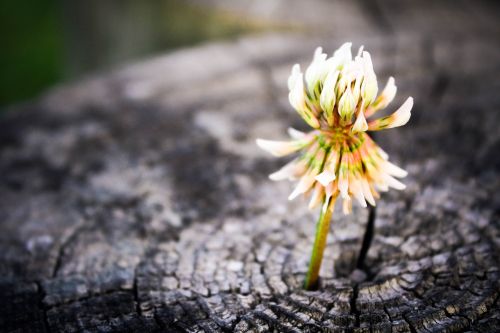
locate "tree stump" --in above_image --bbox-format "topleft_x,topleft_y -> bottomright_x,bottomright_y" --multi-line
1,1 -> 499,332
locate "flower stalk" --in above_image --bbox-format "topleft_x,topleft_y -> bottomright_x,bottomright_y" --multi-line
304,196 -> 336,290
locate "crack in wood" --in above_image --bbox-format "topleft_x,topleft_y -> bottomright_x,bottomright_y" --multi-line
35,280 -> 51,333
132,271 -> 142,317
51,222 -> 88,278
356,205 -> 376,275
350,284 -> 360,330
402,311 -> 418,333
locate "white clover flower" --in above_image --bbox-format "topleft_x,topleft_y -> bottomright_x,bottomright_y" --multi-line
257,43 -> 413,215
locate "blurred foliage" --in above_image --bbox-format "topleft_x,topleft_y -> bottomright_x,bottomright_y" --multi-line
160,0 -> 268,49
0,0 -> 64,108
0,0 -> 281,108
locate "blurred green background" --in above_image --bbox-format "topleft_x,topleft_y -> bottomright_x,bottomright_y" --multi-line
0,0 -> 278,108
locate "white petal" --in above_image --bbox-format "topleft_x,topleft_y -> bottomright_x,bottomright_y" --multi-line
390,97 -> 413,127
315,170 -> 336,186
269,158 -> 307,181
357,45 -> 364,57
288,171 -> 316,200
319,70 -> 339,118
376,183 -> 389,192
351,109 -> 368,133
332,42 -> 352,67
367,97 -> 413,131
338,87 -> 356,120
305,47 -> 328,94
288,72 -> 306,111
342,198 -> 352,215
325,181 -> 337,199
287,64 -> 301,90
338,174 -> 349,199
361,51 -> 378,103
382,173 -> 406,190
372,77 -> 397,111
308,183 -> 324,209
377,147 -> 389,160
362,51 -> 375,76
381,160 -> 408,178
256,139 -> 304,157
360,178 -> 376,206
351,179 -> 367,208
287,127 -> 307,140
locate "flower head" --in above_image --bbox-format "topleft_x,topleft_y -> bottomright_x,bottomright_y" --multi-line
257,43 -> 413,215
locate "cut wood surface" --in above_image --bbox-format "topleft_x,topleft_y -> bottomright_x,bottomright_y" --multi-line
1,1 -> 499,332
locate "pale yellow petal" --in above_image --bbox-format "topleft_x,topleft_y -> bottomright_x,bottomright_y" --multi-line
308,183 -> 325,209
288,169 -> 317,200
351,106 -> 368,133
342,197 -> 352,215
366,77 -> 397,117
367,97 -> 413,131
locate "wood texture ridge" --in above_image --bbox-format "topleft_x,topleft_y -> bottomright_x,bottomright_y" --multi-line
1,1 -> 499,332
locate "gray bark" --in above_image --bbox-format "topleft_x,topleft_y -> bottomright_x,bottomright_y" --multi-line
1,1 -> 499,332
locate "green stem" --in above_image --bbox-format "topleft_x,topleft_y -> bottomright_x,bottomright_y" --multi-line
304,197 -> 334,290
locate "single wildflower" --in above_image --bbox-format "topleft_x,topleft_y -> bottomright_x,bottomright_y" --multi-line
256,43 -> 413,290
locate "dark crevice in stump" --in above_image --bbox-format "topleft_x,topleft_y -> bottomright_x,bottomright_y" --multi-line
35,280 -> 50,333
356,205 -> 376,275
51,223 -> 87,278
350,284 -> 361,330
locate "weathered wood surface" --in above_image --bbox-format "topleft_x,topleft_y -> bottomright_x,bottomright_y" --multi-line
1,1 -> 499,332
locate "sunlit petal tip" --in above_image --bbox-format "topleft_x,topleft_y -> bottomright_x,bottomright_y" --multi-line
314,47 -> 323,57
357,45 -> 364,57
268,173 -> 283,181
288,73 -> 305,109
391,97 -> 413,127
321,199 -> 330,213
383,161 -> 408,178
288,186 -> 302,201
383,174 -> 406,190
287,127 -> 307,140
352,111 -> 368,133
320,70 -> 339,116
367,96 -> 413,131
315,170 -> 336,186
335,42 -> 352,61
350,188 -> 366,208
338,88 -> 356,119
386,76 -> 396,91
287,64 -> 302,90
342,198 -> 352,215
381,77 -> 397,104
360,178 -> 376,206
376,183 -> 389,192
269,165 -> 296,181
308,184 -> 324,209
256,139 -> 302,157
